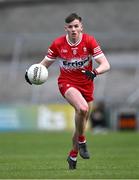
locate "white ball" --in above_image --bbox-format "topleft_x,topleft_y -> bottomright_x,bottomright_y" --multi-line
27,64 -> 48,85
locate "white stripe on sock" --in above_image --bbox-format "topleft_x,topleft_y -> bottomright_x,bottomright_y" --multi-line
78,140 -> 86,144
70,157 -> 77,161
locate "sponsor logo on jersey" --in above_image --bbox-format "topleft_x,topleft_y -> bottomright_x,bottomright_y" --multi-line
61,49 -> 68,53
62,57 -> 90,69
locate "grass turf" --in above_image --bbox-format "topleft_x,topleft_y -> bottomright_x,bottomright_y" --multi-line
0,131 -> 139,179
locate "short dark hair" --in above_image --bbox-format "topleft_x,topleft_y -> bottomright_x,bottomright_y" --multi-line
65,13 -> 82,23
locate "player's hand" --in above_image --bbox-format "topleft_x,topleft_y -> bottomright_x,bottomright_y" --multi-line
82,69 -> 98,80
25,70 -> 32,85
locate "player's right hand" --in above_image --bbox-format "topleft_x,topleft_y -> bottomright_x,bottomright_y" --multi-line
82,69 -> 98,80
25,70 -> 32,85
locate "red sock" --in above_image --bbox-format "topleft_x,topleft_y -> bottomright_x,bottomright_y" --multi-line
78,135 -> 86,143
69,150 -> 78,158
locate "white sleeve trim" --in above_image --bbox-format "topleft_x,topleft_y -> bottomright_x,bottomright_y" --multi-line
45,56 -> 56,61
94,53 -> 104,59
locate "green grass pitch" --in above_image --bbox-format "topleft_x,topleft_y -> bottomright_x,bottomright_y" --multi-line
0,131 -> 139,179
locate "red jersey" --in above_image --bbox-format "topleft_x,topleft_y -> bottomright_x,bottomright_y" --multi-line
46,33 -> 104,85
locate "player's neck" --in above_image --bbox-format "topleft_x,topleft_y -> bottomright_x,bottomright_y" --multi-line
66,33 -> 82,46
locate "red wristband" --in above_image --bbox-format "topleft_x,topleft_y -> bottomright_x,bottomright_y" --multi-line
93,69 -> 99,75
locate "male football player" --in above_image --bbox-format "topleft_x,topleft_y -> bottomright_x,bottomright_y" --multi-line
25,13 -> 110,170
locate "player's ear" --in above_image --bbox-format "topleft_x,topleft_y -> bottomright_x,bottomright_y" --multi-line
64,25 -> 68,32
80,23 -> 83,32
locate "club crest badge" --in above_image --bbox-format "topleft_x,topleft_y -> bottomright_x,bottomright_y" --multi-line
83,47 -> 87,52
72,49 -> 77,55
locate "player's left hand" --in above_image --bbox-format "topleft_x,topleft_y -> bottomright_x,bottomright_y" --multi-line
82,69 -> 98,80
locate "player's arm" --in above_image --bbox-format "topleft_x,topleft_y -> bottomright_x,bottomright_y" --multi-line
82,35 -> 110,80
40,41 -> 58,68
25,57 -> 55,85
25,41 -> 57,84
82,55 -> 110,80
94,55 -> 110,74
40,56 -> 55,68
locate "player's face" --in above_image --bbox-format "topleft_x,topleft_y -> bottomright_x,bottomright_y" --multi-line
65,19 -> 83,43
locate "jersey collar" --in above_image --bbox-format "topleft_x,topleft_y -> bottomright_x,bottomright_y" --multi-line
66,33 -> 83,46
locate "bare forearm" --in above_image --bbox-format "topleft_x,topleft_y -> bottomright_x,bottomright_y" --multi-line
95,62 -> 110,74
40,57 -> 54,68
95,55 -> 110,74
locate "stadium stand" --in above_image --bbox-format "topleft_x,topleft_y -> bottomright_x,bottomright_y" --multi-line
0,1 -> 139,106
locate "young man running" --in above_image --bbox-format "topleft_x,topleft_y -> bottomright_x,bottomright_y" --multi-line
25,13 -> 110,170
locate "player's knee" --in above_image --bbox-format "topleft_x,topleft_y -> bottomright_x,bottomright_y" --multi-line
79,104 -> 89,116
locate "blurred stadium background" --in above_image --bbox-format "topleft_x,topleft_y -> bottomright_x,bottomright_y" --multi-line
0,1 -> 139,179
0,0 -> 139,131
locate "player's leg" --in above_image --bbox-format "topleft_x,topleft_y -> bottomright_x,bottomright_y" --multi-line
75,101 -> 92,136
65,87 -> 91,169
84,101 -> 93,130
78,101 -> 92,159
65,86 -> 89,141
65,87 -> 93,147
